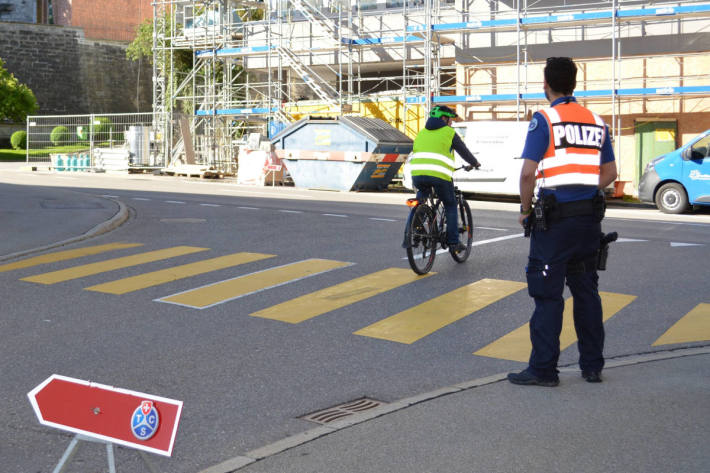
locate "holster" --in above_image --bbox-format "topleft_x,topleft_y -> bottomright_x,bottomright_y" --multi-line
525,191 -> 606,237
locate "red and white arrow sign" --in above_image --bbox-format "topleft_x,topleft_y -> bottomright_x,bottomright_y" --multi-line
28,374 -> 183,456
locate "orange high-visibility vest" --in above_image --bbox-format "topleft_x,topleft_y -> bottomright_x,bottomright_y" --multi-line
537,101 -> 606,188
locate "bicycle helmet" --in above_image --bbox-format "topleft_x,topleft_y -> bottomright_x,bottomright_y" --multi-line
429,105 -> 458,119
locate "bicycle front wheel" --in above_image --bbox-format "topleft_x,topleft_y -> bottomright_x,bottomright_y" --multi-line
450,198 -> 473,263
406,204 -> 437,275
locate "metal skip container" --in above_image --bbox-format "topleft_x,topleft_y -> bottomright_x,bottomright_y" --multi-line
271,116 -> 413,191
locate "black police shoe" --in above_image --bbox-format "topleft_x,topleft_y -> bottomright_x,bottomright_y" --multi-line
507,368 -> 559,387
581,370 -> 602,383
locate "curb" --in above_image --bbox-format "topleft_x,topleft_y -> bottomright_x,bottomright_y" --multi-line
198,345 -> 710,473
0,197 -> 129,263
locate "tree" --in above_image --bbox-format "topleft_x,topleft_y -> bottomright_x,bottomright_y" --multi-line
0,58 -> 39,122
127,15 -> 194,115
126,8 -> 263,116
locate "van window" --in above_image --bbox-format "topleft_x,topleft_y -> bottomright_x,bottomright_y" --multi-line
691,134 -> 710,158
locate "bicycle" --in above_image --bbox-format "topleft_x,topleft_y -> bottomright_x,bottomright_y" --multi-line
404,167 -> 474,275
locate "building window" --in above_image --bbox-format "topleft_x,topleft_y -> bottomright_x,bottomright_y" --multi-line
359,0 -> 378,11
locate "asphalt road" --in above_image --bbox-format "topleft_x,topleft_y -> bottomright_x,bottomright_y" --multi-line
1,166 -> 708,472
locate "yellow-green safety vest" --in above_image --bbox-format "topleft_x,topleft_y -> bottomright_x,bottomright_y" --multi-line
409,126 -> 456,181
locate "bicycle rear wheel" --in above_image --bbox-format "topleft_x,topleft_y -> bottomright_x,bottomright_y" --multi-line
450,198 -> 473,262
406,204 -> 437,275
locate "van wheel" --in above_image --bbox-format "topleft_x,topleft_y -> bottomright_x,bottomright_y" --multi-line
655,183 -> 688,214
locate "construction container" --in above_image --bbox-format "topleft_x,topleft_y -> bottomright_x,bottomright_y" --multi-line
271,116 -> 413,191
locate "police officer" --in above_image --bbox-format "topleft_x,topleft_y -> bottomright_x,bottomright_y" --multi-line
508,57 -> 618,387
407,105 -> 480,253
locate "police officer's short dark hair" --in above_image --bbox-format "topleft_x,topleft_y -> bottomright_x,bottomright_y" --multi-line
544,57 -> 577,96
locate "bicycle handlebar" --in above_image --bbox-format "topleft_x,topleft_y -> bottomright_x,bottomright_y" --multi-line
455,164 -> 480,172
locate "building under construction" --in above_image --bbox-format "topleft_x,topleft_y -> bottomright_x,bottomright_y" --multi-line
151,0 -> 710,194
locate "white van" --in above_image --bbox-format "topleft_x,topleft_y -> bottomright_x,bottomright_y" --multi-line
402,120 -> 529,196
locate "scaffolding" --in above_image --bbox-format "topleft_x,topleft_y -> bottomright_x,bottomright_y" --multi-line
151,0 -> 710,176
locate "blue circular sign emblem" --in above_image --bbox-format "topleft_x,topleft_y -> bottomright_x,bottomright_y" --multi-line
131,400 -> 159,441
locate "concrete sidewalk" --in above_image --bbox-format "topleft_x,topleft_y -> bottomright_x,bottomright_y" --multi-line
206,348 -> 710,473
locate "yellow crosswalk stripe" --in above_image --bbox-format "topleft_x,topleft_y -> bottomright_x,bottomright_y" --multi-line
474,291 -> 637,361
157,259 -> 352,309
21,246 -> 208,285
84,252 -> 276,295
251,268 -> 432,324
354,278 -> 527,344
0,243 -> 143,272
652,303 -> 710,346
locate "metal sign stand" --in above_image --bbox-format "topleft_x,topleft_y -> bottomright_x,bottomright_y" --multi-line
265,164 -> 282,187
52,434 -> 159,473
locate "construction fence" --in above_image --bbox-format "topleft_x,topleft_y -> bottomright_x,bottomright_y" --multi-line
25,112 -> 247,176
25,113 -> 162,171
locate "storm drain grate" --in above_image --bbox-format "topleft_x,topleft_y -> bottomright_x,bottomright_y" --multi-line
301,398 -> 385,425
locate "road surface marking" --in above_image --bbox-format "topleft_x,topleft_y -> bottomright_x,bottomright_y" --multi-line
370,218 -> 397,222
279,210 -> 303,214
474,292 -> 637,361
354,279 -> 527,344
157,259 -> 352,309
402,233 -> 525,260
200,203 -> 221,207
85,252 -> 275,294
21,246 -> 207,285
165,200 -> 185,204
322,213 -> 348,218
251,268 -> 431,324
0,243 -> 143,273
472,234 -> 524,246
653,303 -> 710,346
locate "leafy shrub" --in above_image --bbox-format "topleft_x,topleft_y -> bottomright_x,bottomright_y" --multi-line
50,126 -> 71,146
10,130 -> 27,150
92,117 -> 114,142
0,58 -> 38,122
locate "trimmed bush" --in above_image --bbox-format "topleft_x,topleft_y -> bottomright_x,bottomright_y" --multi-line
10,130 -> 27,150
50,126 -> 71,146
92,116 -> 114,142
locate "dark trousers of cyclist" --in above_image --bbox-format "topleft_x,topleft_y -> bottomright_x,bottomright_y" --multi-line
412,175 -> 459,245
526,214 -> 604,379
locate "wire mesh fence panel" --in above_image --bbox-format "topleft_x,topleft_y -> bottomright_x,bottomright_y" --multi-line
25,112 -> 259,176
26,113 -> 161,171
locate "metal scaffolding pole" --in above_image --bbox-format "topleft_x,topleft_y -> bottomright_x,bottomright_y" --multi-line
424,0 -> 432,112
151,0 -> 710,164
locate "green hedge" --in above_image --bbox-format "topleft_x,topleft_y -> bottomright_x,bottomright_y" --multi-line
92,117 -> 113,142
10,130 -> 27,150
50,126 -> 71,146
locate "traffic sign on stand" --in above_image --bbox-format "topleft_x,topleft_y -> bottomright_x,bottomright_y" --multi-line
28,374 -> 183,471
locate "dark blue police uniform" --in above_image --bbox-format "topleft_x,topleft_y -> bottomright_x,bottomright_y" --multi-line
521,96 -> 616,381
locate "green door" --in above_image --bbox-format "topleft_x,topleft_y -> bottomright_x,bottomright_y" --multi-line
635,121 -> 677,184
